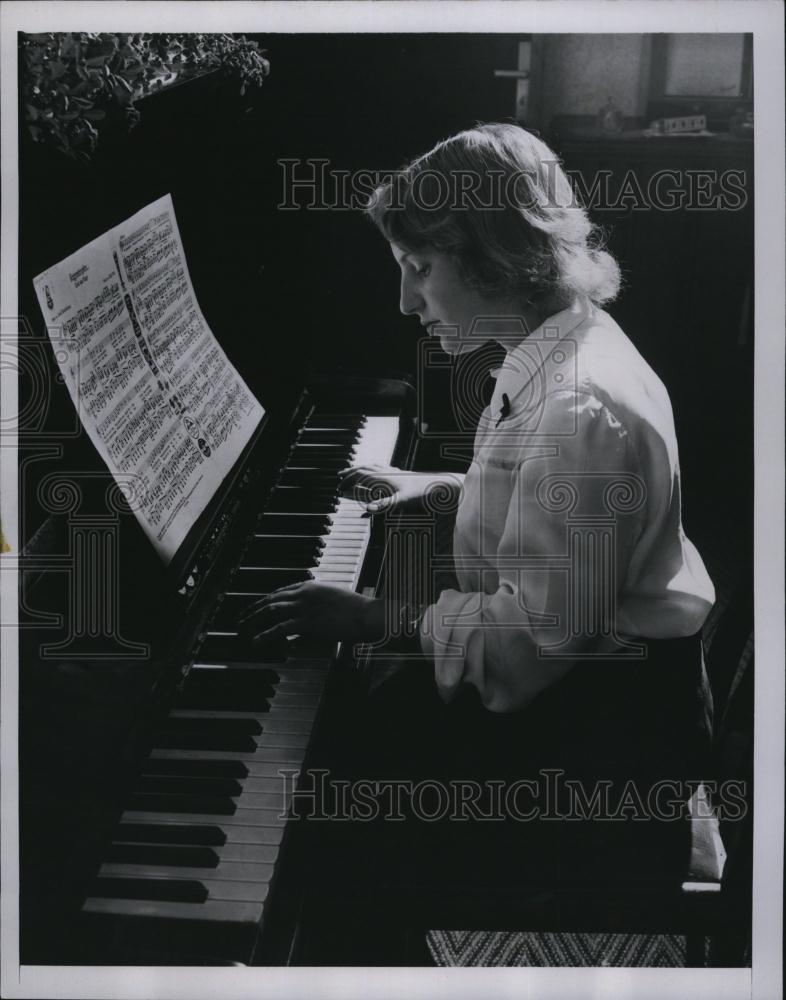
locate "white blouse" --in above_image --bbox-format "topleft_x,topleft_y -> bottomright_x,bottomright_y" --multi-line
419,296 -> 715,712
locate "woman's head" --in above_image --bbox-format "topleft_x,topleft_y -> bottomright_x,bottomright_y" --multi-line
366,123 -> 620,349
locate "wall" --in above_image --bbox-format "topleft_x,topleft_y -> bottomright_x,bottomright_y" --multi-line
537,34 -> 649,130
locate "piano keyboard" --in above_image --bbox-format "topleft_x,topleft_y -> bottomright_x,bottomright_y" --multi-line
81,412 -> 401,960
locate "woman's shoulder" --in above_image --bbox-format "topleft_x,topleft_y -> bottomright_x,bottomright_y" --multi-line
493,299 -> 677,446
564,305 -> 674,430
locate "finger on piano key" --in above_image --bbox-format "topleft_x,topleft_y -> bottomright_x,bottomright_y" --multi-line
234,582 -> 320,612
77,413 -> 407,957
232,568 -> 312,591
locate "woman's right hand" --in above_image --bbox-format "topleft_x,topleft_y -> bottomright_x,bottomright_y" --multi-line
337,465 -> 463,514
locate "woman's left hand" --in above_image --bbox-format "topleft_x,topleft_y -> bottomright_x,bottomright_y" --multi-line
237,581 -> 385,644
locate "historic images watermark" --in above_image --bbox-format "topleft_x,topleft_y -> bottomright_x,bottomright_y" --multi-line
2,317 -> 149,659
278,159 -> 748,213
276,768 -> 748,824
343,319 -> 650,661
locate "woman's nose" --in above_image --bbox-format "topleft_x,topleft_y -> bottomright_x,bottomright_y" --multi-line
399,272 -> 422,317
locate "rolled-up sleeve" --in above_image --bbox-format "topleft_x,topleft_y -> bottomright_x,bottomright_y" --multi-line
419,391 -> 646,712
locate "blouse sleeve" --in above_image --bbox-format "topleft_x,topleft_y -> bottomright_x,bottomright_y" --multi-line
419,390 -> 646,712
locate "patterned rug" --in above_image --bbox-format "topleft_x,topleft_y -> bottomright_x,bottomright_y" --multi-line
426,930 -> 688,967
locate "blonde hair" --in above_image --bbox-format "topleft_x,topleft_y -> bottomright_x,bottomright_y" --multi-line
366,122 -> 620,306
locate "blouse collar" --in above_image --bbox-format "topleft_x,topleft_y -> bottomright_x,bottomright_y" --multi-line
484,296 -> 593,429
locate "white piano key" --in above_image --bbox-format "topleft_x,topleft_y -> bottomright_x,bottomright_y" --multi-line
147,752 -> 305,781
81,410 -> 404,948
124,808 -> 288,829
311,571 -> 357,583
83,896 -> 266,925
352,415 -> 400,466
99,861 -> 276,884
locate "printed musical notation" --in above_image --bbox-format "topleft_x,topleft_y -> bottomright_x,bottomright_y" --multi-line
33,194 -> 265,563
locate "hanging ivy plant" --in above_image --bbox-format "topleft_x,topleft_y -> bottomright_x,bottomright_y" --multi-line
21,32 -> 270,162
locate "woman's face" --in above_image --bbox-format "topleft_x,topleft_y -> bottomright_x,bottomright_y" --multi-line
391,241 -> 511,356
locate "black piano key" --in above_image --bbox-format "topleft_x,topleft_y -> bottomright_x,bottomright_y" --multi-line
137,776 -> 245,797
273,483 -> 339,496
279,466 -> 345,478
209,595 -> 274,633
115,823 -> 227,846
264,499 -> 338,515
253,532 -> 326,544
90,877 -> 209,903
287,636 -> 337,658
209,606 -> 257,634
153,730 -> 259,753
232,568 -> 312,590
297,430 -> 360,444
304,414 -> 365,427
291,437 -> 353,446
282,457 -> 349,470
173,668 -> 277,712
161,717 -> 263,737
276,475 -> 341,485
242,537 -> 322,567
205,631 -> 319,662
253,531 -> 326,545
143,758 -> 250,779
256,513 -> 331,534
197,633 -> 289,664
266,492 -> 338,513
129,792 -> 238,815
229,564 -> 314,595
249,533 -> 325,551
289,446 -> 353,459
106,843 -> 221,868
277,470 -> 342,487
282,453 -> 350,465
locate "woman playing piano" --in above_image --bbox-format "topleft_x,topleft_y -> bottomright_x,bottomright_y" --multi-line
240,124 -> 717,939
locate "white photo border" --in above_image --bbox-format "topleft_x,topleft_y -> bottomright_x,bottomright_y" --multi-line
1,2 -> 783,999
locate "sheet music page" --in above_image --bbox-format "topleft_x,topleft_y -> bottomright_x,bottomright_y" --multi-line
32,194 -> 264,563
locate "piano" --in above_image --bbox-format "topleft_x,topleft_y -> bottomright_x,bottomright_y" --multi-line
18,377 -> 417,966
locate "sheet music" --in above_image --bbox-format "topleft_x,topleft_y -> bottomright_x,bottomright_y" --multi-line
32,194 -> 264,563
